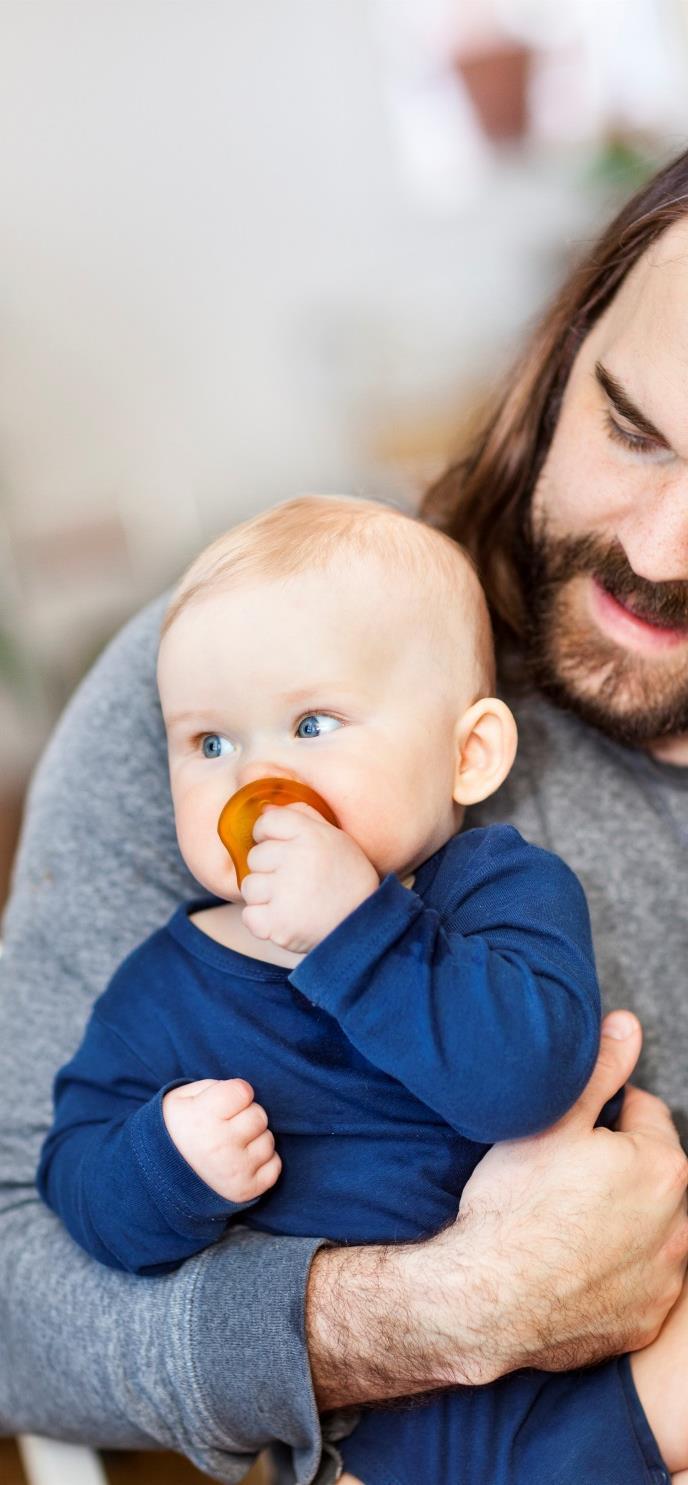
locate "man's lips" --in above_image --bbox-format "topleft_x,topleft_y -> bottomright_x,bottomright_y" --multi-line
589,578 -> 688,653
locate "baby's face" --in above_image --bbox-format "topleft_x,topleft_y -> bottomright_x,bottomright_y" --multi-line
158,566 -> 469,900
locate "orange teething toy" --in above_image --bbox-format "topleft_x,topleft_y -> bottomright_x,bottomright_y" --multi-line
217,777 -> 339,884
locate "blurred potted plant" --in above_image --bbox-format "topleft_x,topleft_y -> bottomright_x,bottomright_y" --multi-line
0,623 -> 26,689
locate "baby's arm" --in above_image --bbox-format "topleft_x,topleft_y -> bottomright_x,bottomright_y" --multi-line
37,990 -> 279,1274
289,825 -> 601,1142
631,1277 -> 688,1476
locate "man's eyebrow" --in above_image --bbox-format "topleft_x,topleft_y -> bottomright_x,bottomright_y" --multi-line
594,361 -> 670,446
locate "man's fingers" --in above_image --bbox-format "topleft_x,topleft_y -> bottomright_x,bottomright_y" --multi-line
619,1083 -> 686,1150
553,1011 -> 642,1133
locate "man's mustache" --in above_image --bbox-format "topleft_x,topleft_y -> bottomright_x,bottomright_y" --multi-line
527,532 -> 688,631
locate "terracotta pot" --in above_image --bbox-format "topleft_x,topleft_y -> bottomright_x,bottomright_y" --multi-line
455,44 -> 531,142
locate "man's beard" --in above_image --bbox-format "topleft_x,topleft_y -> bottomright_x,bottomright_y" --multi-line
518,518 -> 688,746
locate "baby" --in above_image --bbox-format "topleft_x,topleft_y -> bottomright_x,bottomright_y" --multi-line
38,496 -> 687,1485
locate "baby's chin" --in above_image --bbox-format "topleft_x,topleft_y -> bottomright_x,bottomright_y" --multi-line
214,881 -> 242,904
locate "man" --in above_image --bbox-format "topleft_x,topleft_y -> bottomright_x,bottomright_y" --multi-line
424,145 -> 688,1134
1,153 -> 688,1485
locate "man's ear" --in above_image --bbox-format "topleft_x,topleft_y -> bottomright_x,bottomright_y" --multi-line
452,698 -> 518,806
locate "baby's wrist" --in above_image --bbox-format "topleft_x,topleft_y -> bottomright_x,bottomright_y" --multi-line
310,870 -> 381,950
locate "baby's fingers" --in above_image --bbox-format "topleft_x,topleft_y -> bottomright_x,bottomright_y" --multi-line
252,807 -> 304,843
230,1101 -> 269,1146
200,1078 -> 255,1119
249,1151 -> 282,1196
171,1079 -> 217,1100
242,903 -> 272,939
246,840 -> 285,874
246,1128 -> 276,1171
242,872 -> 273,906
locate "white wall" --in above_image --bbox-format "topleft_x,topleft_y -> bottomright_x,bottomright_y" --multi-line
0,2 -> 616,572
2,0 -> 688,777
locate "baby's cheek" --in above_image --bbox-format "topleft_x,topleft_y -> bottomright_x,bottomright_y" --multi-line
174,800 -> 230,892
348,808 -> 407,879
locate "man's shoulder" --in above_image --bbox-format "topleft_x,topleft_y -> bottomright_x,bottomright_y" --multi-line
67,590 -> 168,717
500,683 -> 599,771
29,590 -> 170,822
4,589 -> 197,1020
468,684 -> 613,846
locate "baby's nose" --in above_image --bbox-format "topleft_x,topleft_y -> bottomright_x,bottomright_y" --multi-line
237,762 -> 296,790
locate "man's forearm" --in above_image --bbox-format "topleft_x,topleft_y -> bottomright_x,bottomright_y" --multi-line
306,1230 -> 501,1412
307,1045 -> 688,1416
307,1211 -> 661,1417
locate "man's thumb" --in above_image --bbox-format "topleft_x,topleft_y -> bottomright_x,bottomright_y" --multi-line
558,1011 -> 642,1132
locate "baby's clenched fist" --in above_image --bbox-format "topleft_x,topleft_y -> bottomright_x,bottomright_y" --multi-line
162,1077 -> 282,1204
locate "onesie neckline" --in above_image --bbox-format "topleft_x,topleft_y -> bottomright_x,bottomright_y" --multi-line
167,897 -> 292,980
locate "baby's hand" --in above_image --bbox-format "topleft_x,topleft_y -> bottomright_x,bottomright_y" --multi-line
162,1077 -> 281,1204
242,803 -> 380,954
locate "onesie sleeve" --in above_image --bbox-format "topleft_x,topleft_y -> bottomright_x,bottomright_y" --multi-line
289,825 -> 601,1142
37,989 -> 253,1275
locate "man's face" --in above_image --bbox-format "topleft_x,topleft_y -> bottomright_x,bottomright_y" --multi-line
157,565 -> 467,901
524,219 -> 688,756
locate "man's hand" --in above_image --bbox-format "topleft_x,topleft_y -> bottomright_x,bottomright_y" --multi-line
162,1077 -> 282,1203
307,1012 -> 688,1409
241,803 -> 380,954
444,1008 -> 688,1376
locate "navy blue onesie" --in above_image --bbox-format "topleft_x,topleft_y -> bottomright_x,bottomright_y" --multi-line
38,825 -> 668,1485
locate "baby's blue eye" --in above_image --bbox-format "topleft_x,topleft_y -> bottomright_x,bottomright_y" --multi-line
201,734 -> 234,759
296,713 -> 342,739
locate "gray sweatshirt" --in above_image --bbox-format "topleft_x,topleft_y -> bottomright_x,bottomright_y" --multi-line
1,597 -> 686,1480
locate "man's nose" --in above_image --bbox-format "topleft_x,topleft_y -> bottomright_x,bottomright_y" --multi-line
617,480 -> 688,582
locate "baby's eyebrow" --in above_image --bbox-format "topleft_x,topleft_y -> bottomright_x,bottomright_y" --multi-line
164,688 -> 364,731
165,710 -> 226,730
280,685 -> 361,706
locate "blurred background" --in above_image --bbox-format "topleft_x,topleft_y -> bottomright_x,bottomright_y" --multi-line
3,2 -> 688,1480
3,0 -> 688,906
4,0 -> 688,843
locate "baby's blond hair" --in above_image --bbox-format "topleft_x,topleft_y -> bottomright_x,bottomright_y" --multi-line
162,495 -> 495,699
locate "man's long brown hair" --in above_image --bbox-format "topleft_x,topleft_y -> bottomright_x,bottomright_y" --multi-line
421,147 -> 688,647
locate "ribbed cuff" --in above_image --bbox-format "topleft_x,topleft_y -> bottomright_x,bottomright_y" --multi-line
129,1084 -> 255,1237
190,1227 -> 327,1484
290,874 -> 422,1016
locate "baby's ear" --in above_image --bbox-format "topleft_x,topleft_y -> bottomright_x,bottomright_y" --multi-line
452,698 -> 518,806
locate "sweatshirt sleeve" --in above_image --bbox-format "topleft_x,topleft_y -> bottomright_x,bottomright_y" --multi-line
290,826 -> 601,1142
0,595 -> 324,1484
37,1003 -> 254,1274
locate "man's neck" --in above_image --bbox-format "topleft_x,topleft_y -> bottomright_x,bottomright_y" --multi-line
646,734 -> 688,767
